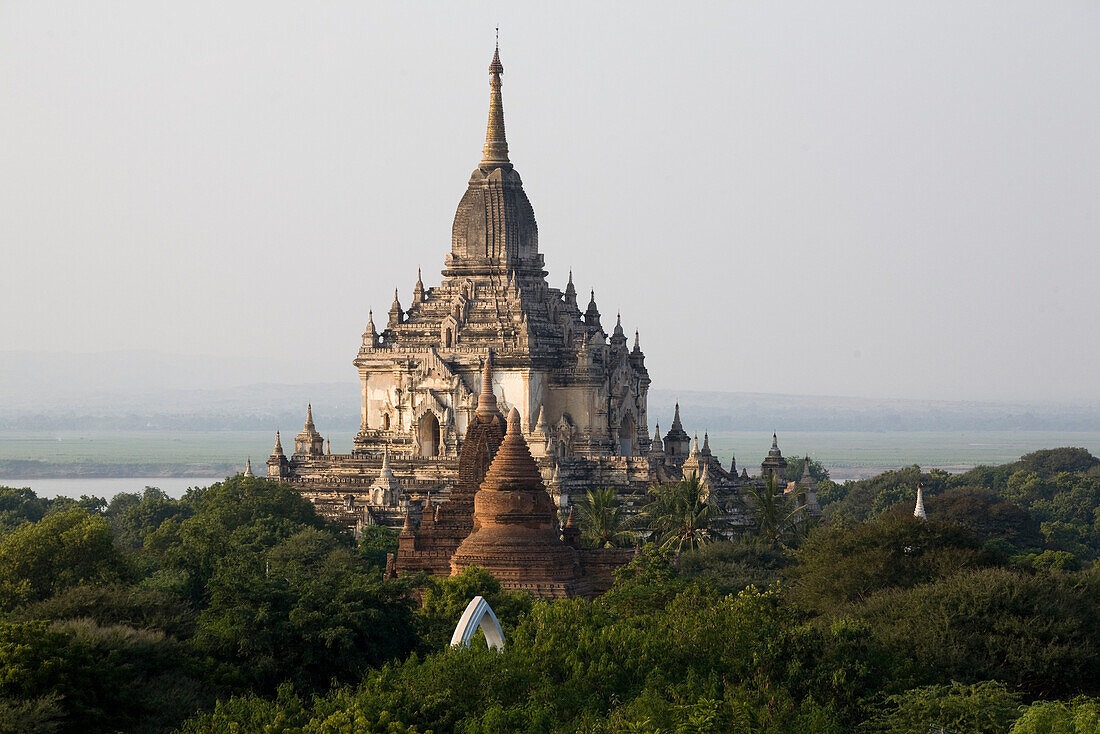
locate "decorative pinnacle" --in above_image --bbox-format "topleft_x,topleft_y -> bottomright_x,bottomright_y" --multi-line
772,432 -> 778,449
273,430 -> 284,455
305,403 -> 315,429
480,34 -> 511,170
477,352 -> 499,416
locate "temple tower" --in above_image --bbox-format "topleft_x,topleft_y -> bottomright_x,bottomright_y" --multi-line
451,408 -> 589,598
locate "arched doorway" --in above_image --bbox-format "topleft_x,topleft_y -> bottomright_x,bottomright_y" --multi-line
418,413 -> 441,457
620,414 -> 635,457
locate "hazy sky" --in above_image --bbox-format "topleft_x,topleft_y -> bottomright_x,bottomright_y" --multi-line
2,1 -> 1097,403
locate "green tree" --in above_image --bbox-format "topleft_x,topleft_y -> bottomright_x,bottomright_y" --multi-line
1010,697 -> 1100,734
0,487 -> 49,536
575,487 -> 636,548
677,540 -> 793,595
853,567 -> 1100,698
0,508 -> 126,610
740,475 -> 807,549
106,487 -> 192,550
861,680 -> 1021,734
637,477 -> 719,552
1017,447 -> 1099,476
788,516 -> 999,614
359,525 -> 399,569
916,486 -> 1041,548
0,618 -> 207,733
193,527 -> 416,693
414,566 -> 533,653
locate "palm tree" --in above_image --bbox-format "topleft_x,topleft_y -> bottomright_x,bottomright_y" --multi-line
740,475 -> 808,548
574,487 -> 636,548
636,476 -> 720,553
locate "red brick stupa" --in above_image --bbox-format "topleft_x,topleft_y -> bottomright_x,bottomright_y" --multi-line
396,356 -> 506,575
451,407 -> 590,598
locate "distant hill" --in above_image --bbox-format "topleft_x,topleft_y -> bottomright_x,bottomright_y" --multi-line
2,350 -> 1098,433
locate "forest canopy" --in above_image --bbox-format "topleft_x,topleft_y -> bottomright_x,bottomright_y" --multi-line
0,448 -> 1096,733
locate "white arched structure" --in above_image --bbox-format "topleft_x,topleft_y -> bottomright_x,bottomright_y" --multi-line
449,595 -> 505,651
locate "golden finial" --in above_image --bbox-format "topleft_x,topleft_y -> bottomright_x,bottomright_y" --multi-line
481,30 -> 511,170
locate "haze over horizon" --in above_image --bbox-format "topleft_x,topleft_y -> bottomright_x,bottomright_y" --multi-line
3,2 -> 1097,404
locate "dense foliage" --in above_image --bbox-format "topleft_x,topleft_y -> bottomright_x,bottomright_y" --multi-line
0,447 -> 1096,733
819,447 -> 1100,564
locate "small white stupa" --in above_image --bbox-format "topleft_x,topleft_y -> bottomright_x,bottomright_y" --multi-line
914,483 -> 927,520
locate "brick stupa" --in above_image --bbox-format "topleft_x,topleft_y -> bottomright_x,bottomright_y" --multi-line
450,407 -> 590,598
396,356 -> 506,576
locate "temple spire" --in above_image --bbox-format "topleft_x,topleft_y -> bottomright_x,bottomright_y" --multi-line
480,33 -> 511,170
477,351 -> 500,416
914,483 -> 927,520
305,404 -> 315,429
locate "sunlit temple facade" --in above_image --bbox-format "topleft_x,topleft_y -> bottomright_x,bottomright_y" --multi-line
265,44 -> 803,556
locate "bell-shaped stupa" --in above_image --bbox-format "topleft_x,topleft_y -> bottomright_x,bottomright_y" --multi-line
450,407 -> 588,598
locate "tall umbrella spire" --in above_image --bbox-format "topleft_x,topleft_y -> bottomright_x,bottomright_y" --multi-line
480,29 -> 511,170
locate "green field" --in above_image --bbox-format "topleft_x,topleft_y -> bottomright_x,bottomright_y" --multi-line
3,429 -> 1100,482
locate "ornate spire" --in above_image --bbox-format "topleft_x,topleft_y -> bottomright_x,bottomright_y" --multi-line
584,289 -> 601,330
326,438 -> 331,455
243,457 -> 254,477
362,309 -> 378,347
702,432 -> 711,455
565,269 -> 576,305
381,444 -> 392,474
272,430 -> 284,456
305,404 -> 315,430
689,433 -> 699,457
481,408 -> 544,491
651,423 -> 664,454
633,330 -> 641,352
388,289 -> 402,328
610,312 -> 626,347
914,483 -> 927,520
730,454 -> 737,475
671,403 -> 683,431
565,506 -> 578,528
412,268 -> 424,304
480,34 -> 511,171
476,352 -> 500,416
